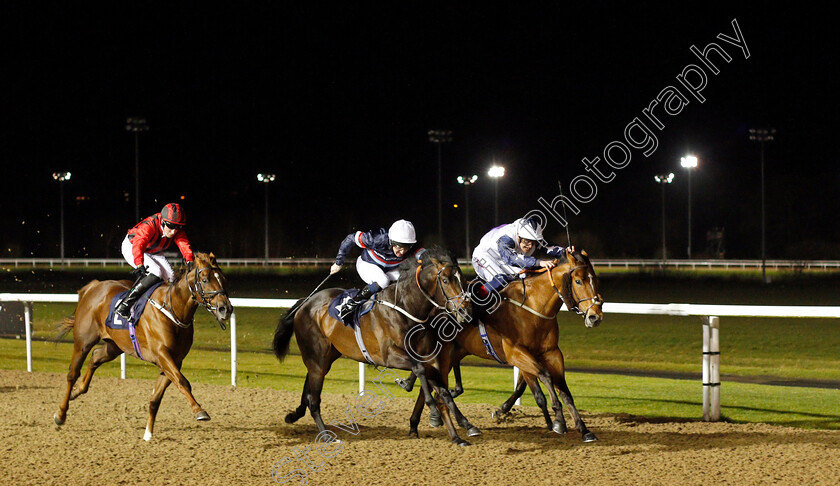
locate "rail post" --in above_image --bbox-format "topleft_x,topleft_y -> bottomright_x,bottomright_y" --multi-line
703,316 -> 721,421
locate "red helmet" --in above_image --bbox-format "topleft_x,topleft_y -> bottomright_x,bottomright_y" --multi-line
161,203 -> 186,227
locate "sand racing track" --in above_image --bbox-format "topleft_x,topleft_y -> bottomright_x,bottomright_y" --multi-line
2,369 -> 840,485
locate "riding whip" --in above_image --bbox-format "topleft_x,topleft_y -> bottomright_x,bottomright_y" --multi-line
557,179 -> 573,248
284,272 -> 334,316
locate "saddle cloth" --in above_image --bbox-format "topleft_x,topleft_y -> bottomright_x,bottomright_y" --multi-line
327,289 -> 376,328
105,282 -> 165,330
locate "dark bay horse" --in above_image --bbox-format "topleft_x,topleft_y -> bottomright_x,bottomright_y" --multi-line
53,252 -> 232,441
272,247 -> 476,445
404,249 -> 603,441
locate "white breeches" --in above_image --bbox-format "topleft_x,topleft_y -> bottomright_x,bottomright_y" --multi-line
471,247 -> 518,282
121,236 -> 176,282
355,257 -> 400,290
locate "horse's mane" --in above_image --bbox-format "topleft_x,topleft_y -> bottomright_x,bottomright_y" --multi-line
397,245 -> 456,281
172,264 -> 187,281
571,249 -> 592,267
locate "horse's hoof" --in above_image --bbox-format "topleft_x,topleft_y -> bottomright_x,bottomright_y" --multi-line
284,413 -> 299,424
408,430 -> 419,439
429,414 -> 443,428
582,431 -> 598,443
552,421 -> 568,434
54,412 -> 65,426
143,428 -> 153,441
449,388 -> 462,398
454,438 -> 471,447
491,409 -> 506,419
196,411 -> 211,421
395,378 -> 409,390
466,426 -> 482,437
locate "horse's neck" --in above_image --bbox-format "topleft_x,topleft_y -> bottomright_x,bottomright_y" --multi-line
391,275 -> 432,318
505,269 -> 563,316
168,275 -> 199,320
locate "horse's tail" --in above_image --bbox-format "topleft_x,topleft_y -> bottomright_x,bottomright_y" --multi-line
53,280 -> 99,342
54,316 -> 75,342
273,299 -> 303,362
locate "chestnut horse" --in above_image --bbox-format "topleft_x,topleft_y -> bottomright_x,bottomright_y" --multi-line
402,249 -> 603,441
272,247 -> 477,445
53,252 -> 232,441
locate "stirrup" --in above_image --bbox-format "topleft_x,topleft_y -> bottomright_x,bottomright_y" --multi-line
337,300 -> 357,320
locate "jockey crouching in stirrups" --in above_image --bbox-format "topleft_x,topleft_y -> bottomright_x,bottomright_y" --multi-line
115,203 -> 195,320
330,219 -> 423,321
471,216 -> 572,303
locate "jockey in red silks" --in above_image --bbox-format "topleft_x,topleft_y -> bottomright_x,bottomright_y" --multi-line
115,203 -> 194,320
329,219 -> 423,320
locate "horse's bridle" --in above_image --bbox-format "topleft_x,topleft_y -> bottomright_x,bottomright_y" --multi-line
547,263 -> 603,316
414,263 -> 469,318
187,263 -> 229,327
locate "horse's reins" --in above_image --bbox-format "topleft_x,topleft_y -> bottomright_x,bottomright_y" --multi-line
414,263 -> 468,315
151,263 -> 229,329
508,261 -> 602,318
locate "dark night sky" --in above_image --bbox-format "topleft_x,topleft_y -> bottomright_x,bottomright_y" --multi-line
2,4 -> 838,259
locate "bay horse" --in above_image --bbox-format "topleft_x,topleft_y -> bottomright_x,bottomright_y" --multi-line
272,247 -> 477,445
53,252 -> 232,441
403,249 -> 603,441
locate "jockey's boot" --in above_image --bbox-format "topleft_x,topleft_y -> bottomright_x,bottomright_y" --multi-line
337,284 -> 378,321
116,273 -> 163,320
469,275 -> 509,319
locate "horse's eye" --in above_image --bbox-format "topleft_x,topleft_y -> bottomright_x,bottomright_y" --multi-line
442,278 -> 449,284
202,278 -> 209,284
575,279 -> 582,285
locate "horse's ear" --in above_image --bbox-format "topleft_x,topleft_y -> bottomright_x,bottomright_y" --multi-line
208,252 -> 217,265
581,249 -> 588,257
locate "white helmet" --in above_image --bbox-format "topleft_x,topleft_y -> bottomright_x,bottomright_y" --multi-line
388,219 -> 416,245
516,217 -> 543,241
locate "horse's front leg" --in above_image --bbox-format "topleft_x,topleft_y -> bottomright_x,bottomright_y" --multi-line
542,348 -> 597,442
450,363 -> 464,398
423,366 -> 470,446
155,350 -> 209,421
408,390 -> 425,438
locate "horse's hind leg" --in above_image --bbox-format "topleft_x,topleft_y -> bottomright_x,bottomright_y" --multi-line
395,372 -> 416,392
71,340 -> 122,400
495,375 -> 528,417
285,374 -> 310,424
143,372 -> 172,441
305,370 -> 329,433
522,373 -> 554,431
54,336 -> 98,426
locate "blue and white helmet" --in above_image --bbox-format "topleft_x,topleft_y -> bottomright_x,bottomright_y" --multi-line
515,217 -> 543,241
388,219 -> 416,245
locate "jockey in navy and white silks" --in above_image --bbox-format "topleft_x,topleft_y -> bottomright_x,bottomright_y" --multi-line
330,219 -> 423,320
472,216 -> 568,295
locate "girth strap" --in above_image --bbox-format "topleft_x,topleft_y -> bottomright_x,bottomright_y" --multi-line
478,320 -> 506,364
354,323 -> 376,366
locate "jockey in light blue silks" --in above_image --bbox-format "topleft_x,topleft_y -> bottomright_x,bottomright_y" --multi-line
471,216 -> 572,299
330,219 -> 423,320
